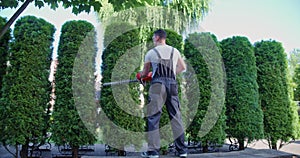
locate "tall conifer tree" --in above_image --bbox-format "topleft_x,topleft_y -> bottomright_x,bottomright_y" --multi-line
185,32 -> 227,152
0,16 -> 55,158
221,36 -> 264,150
255,40 -> 299,149
51,20 -> 97,158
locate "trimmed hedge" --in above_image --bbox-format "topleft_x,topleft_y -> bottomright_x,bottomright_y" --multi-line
0,15 -> 55,157
51,20 -> 96,157
100,22 -> 144,155
255,40 -> 299,149
221,36 -> 264,150
184,32 -> 226,152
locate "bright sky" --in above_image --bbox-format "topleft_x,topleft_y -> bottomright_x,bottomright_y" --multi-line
201,0 -> 300,53
0,3 -> 100,59
1,0 -> 299,56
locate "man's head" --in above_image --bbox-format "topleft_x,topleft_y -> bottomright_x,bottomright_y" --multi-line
153,29 -> 167,46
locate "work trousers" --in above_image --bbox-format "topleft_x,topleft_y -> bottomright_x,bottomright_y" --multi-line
146,78 -> 187,154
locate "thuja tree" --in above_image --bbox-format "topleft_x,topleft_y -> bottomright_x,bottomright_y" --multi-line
0,16 -> 11,98
0,15 -> 54,158
51,20 -> 96,158
184,32 -> 226,152
99,22 -> 145,155
221,36 -> 264,150
255,40 -> 299,149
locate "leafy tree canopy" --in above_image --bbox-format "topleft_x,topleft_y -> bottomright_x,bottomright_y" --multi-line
0,0 -> 102,14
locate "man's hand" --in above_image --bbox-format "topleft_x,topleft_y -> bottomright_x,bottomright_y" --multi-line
136,71 -> 152,82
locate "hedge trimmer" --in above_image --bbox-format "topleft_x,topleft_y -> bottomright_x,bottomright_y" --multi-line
102,72 -> 152,86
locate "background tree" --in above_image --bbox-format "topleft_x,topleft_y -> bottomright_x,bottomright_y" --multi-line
293,65 -> 300,101
221,36 -> 264,150
98,0 -> 210,35
254,40 -> 299,149
0,15 -> 55,158
0,16 -> 11,98
184,32 -> 226,152
288,49 -> 300,77
51,20 -> 97,158
293,65 -> 300,134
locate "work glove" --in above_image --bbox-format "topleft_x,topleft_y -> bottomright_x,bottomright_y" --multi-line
136,72 -> 142,80
136,72 -> 152,85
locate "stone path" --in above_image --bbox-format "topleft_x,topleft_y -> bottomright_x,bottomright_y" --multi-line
0,140 -> 299,158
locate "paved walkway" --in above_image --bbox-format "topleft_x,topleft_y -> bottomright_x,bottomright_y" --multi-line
0,140 -> 299,158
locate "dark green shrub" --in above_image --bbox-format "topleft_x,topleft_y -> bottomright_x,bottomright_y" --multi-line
100,22 -> 144,155
0,15 -> 55,157
255,40 -> 299,149
51,20 -> 96,157
221,36 -> 264,150
184,32 -> 226,152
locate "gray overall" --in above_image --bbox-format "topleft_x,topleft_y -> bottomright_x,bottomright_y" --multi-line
146,47 -> 187,154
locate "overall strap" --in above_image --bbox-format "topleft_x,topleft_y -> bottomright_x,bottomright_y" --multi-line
153,48 -> 161,59
170,47 -> 174,60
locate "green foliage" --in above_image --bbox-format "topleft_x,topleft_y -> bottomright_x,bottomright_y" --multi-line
0,16 -> 11,98
0,15 -> 54,148
255,40 -> 299,148
221,36 -> 264,148
184,32 -> 226,149
0,0 -> 102,14
98,0 -> 210,34
294,65 -> 300,101
107,0 -> 161,11
51,20 -> 96,151
100,22 -> 145,151
288,49 -> 300,77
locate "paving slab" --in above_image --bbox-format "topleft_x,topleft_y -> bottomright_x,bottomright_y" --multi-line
1,140 -> 300,158
82,148 -> 298,158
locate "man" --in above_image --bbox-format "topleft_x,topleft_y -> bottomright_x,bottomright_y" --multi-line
138,29 -> 187,158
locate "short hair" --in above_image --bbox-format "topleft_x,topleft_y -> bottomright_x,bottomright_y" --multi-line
154,29 -> 167,39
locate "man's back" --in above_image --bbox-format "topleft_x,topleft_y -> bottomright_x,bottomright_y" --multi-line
145,44 -> 181,77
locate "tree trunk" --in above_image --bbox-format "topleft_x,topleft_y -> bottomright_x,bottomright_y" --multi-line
271,141 -> 277,150
72,146 -> 79,158
0,0 -> 33,39
20,143 -> 29,158
16,145 -> 19,158
117,147 -> 126,156
238,139 -> 245,150
202,144 -> 209,153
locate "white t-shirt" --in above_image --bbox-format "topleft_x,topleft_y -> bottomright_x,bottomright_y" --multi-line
145,44 -> 182,77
